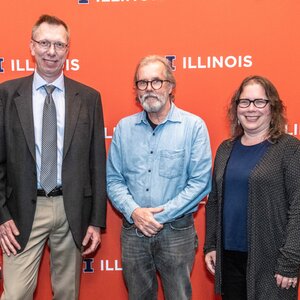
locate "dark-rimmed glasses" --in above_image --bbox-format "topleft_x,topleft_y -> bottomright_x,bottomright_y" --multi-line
236,98 -> 270,108
32,38 -> 68,51
136,79 -> 170,91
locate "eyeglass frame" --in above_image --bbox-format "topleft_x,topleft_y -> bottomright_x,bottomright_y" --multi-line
135,79 -> 171,91
236,98 -> 270,108
31,38 -> 69,51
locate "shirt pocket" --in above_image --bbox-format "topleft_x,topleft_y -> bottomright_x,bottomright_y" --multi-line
159,149 -> 185,179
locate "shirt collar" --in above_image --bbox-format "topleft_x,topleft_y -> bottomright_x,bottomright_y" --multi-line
33,71 -> 65,92
136,102 -> 182,125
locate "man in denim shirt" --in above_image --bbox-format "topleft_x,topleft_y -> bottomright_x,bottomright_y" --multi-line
107,55 -> 212,300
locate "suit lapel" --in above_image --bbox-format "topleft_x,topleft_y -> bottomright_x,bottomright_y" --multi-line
63,77 -> 82,159
13,75 -> 36,162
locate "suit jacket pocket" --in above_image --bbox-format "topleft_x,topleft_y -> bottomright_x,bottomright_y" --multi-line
6,186 -> 13,199
84,186 -> 92,197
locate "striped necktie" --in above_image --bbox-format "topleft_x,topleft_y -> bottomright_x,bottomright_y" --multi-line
40,85 -> 57,195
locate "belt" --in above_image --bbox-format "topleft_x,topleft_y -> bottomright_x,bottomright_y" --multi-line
122,213 -> 193,227
37,186 -> 63,197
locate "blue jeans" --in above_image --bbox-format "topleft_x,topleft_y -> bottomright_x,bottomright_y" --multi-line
121,214 -> 198,300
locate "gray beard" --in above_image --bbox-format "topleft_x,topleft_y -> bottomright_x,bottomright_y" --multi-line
139,93 -> 167,113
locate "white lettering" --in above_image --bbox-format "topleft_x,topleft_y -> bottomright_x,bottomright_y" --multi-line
115,259 -> 122,271
224,56 -> 237,68
99,259 -> 122,271
286,123 -> 300,136
11,59 -> 34,72
65,59 -> 80,71
243,55 -> 252,67
197,56 -> 207,69
105,260 -> 114,271
98,0 -> 149,2
187,57 -> 197,69
10,58 -> 80,72
182,55 -> 253,69
105,127 -> 115,139
212,56 -> 223,68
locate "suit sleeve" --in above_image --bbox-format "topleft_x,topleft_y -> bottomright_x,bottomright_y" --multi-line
89,92 -> 107,228
0,93 -> 12,224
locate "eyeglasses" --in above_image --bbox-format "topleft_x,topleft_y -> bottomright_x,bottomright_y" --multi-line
135,79 -> 171,91
31,38 -> 68,51
236,98 -> 270,108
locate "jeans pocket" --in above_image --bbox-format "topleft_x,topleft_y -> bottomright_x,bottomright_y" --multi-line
122,219 -> 135,230
169,214 -> 194,231
121,221 -> 145,238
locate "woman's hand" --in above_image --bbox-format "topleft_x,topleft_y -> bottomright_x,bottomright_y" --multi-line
205,250 -> 216,275
275,273 -> 298,289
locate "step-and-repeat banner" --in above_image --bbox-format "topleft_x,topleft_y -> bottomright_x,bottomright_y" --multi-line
1,0 -> 300,299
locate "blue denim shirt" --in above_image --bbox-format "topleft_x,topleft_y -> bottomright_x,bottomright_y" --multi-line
107,103 -> 212,224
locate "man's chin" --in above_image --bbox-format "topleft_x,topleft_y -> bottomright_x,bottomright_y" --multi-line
142,104 -> 161,113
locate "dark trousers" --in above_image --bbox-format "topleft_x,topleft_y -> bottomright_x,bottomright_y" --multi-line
222,250 -> 248,300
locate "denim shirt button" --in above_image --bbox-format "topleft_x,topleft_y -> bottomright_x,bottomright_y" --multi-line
146,188 -> 149,191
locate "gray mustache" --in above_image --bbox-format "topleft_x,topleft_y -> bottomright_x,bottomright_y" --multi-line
142,94 -> 159,101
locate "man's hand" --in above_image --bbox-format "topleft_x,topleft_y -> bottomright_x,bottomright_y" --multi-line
131,207 -> 164,237
275,273 -> 298,289
0,220 -> 21,256
205,250 -> 216,275
82,226 -> 101,257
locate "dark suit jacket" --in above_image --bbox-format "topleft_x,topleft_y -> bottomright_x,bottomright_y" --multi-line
0,74 -> 107,251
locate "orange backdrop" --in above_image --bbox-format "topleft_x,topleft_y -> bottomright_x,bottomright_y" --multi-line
1,0 -> 300,299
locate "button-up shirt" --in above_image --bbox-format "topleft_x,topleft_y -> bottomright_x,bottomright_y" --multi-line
32,71 -> 65,188
107,103 -> 212,224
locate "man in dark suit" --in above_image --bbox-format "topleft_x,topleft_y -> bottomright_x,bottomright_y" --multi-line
0,15 -> 106,300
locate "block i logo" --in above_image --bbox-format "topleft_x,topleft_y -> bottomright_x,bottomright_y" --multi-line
0,58 -> 4,73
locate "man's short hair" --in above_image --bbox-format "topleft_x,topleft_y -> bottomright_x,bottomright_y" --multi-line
32,14 -> 70,41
